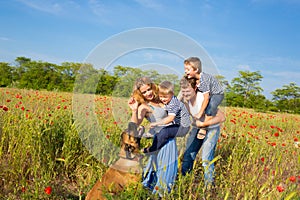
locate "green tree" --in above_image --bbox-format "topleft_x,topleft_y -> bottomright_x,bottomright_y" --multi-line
230,70 -> 263,107
59,62 -> 82,91
113,66 -> 143,97
96,69 -> 118,95
74,63 -> 99,94
271,82 -> 300,113
0,62 -> 13,87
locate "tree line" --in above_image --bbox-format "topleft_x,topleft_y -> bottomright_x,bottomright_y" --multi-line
1,57 -> 299,114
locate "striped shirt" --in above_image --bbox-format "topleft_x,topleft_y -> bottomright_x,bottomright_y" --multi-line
197,72 -> 224,95
165,96 -> 191,127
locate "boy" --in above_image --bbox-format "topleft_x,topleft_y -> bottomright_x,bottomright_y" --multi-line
184,57 -> 224,139
143,81 -> 191,153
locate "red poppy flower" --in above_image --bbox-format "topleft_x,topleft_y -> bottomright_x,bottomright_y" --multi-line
3,106 -> 8,111
270,125 -> 276,129
289,176 -> 296,182
276,185 -> 284,192
249,125 -> 257,129
44,186 -> 52,195
274,132 -> 279,137
260,157 -> 265,162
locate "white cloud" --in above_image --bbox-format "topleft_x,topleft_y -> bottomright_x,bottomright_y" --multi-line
263,70 -> 300,81
0,37 -> 11,41
16,0 -> 81,15
88,0 -> 108,17
134,0 -> 163,10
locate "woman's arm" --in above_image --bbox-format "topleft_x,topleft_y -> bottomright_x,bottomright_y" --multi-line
128,97 -> 148,126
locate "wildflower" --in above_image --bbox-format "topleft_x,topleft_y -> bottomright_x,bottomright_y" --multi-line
249,125 -> 257,129
230,119 -> 236,124
277,127 -> 284,132
3,106 -> 8,111
276,185 -> 284,192
21,186 -> 26,193
289,176 -> 296,182
270,125 -> 276,129
294,138 -> 299,142
260,157 -> 265,162
154,186 -> 159,191
44,186 -> 52,195
274,132 -> 279,137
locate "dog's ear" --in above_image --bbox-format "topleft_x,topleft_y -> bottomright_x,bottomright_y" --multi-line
127,122 -> 138,137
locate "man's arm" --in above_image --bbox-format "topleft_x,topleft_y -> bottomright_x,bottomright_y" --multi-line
194,109 -> 226,127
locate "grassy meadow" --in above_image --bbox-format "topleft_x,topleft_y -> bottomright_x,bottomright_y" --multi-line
0,88 -> 299,200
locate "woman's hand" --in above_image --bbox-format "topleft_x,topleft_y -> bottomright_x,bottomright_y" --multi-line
128,97 -> 139,111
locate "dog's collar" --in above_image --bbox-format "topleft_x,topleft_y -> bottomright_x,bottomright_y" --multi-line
119,154 -> 141,162
111,157 -> 142,173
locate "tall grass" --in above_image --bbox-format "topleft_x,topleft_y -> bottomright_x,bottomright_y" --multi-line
0,88 -> 299,199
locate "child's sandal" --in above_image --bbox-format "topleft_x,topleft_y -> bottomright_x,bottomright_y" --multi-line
197,128 -> 207,139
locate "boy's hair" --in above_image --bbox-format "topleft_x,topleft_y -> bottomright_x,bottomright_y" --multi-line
184,57 -> 202,73
180,76 -> 197,89
158,81 -> 174,95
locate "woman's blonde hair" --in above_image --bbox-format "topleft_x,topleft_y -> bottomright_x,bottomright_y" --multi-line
132,77 -> 160,102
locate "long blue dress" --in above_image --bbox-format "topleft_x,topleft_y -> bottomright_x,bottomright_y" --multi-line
142,104 -> 178,196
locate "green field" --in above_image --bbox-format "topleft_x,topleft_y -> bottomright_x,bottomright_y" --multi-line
0,88 -> 299,199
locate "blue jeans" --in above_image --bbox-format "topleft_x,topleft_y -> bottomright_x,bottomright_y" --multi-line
205,94 -> 224,116
148,124 -> 179,153
181,126 -> 220,186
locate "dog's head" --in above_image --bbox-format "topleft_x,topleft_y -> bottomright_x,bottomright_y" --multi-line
119,122 -> 144,160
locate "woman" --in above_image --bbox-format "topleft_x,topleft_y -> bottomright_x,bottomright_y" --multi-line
179,77 -> 225,189
128,77 -> 178,196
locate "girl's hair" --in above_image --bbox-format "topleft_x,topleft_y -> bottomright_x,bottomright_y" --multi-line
184,57 -> 202,73
158,81 -> 174,95
132,77 -> 159,102
180,76 -> 197,89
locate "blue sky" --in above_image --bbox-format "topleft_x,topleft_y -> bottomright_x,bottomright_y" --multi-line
1,0 -> 299,99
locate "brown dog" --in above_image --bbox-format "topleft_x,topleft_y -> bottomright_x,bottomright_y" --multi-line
85,122 -> 144,200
